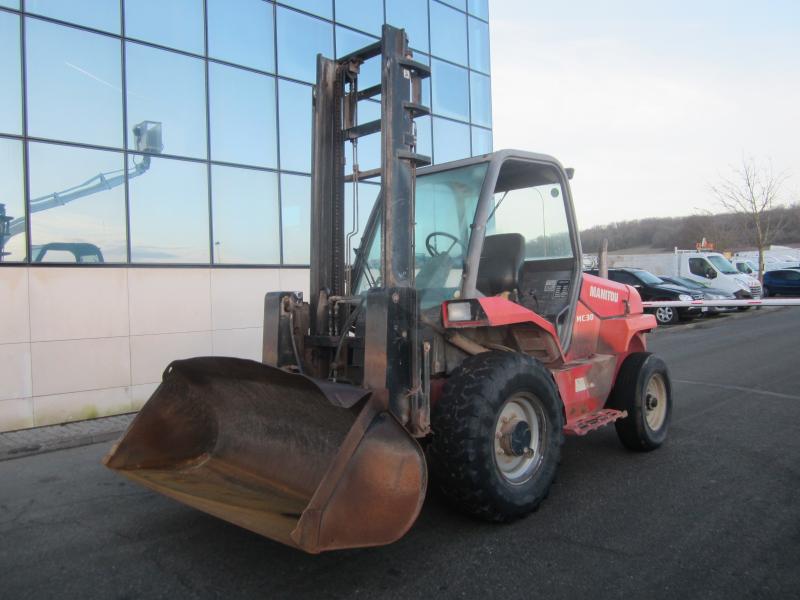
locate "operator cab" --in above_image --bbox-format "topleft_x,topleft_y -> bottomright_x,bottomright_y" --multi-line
352,150 -> 582,347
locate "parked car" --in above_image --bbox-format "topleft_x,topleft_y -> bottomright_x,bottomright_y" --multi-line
659,276 -> 736,315
586,267 -> 704,325
763,269 -> 800,297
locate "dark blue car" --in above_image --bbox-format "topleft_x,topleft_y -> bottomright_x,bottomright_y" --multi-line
763,269 -> 800,297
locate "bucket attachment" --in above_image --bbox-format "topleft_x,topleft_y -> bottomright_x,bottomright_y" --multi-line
104,357 -> 427,553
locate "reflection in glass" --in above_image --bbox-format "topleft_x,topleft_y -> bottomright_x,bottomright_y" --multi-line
336,26 -> 380,89
126,42 -> 207,159
335,0 -> 383,36
280,0 -> 332,19
26,18 -> 122,147
278,79 -> 312,173
471,126 -> 492,156
26,0 -> 120,34
276,7 -> 333,83
468,16 -> 490,73
433,117 -> 471,163
280,174 -> 311,264
125,0 -> 204,55
0,138 -> 26,262
385,0 -> 428,53
28,142 -> 127,263
429,2 -> 467,65
0,12 -> 21,135
431,59 -> 469,122
470,71 -> 492,127
468,0 -> 489,20
129,155 -> 209,263
208,0 -> 275,73
212,165 -> 280,264
209,63 -> 277,168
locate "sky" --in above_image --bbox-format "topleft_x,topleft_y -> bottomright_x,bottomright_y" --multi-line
489,0 -> 800,229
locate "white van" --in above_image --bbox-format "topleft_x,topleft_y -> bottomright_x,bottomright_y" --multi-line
607,250 -> 762,299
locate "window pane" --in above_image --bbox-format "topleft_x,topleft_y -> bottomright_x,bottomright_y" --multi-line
468,16 -> 490,73
129,155 -> 209,263
208,0 -> 275,72
281,0 -> 332,19
416,115 -> 432,159
0,13 -> 21,135
429,2 -> 467,65
471,125 -> 491,155
209,63 -> 277,168
124,0 -> 204,55
470,71 -> 492,127
276,7 -> 333,83
0,138 -> 25,262
343,99 -> 381,173
439,0 -> 466,10
386,0 -> 428,53
212,165 -> 280,264
468,0 -> 488,20
335,0 -> 382,36
281,174 -> 311,264
28,142 -> 126,263
344,181 -> 379,264
0,1 -> 19,8
431,59 -> 469,121
26,0 -> 120,33
336,26 -> 380,88
126,42 -> 207,159
432,117 -> 470,163
26,18 -> 122,147
278,79 -> 312,173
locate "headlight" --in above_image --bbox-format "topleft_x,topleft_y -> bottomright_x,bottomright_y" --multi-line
446,301 -> 474,322
679,294 -> 692,302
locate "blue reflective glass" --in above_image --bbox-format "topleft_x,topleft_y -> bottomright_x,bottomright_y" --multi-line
276,7 -> 333,83
0,13 -> 21,135
280,0 -> 332,20
208,0 -> 275,72
0,138 -> 26,262
470,71 -> 492,127
278,79 -> 312,173
415,114 -> 432,159
432,116 -> 470,163
26,18 -> 122,147
335,0 -> 382,36
471,125 -> 491,156
336,26 -> 380,89
209,63 -> 277,168
0,1 -> 19,9
431,59 -> 469,121
28,142 -> 127,263
439,0 -> 466,10
126,42 -> 207,159
26,0 -> 120,33
212,165 -> 280,264
124,0 -> 204,55
468,16 -> 490,73
468,0 -> 489,21
281,173 -> 311,264
129,155 -> 209,263
343,99 -> 380,173
385,0 -> 428,53
429,1 -> 467,65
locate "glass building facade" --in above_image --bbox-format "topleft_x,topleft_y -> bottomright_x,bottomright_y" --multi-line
0,0 -> 492,268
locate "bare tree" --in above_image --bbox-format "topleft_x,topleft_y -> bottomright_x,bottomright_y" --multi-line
711,157 -> 788,280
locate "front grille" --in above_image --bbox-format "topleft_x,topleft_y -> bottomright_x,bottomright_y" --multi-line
750,284 -> 762,299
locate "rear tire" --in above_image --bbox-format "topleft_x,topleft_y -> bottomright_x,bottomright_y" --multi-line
429,351 -> 563,522
608,352 -> 672,451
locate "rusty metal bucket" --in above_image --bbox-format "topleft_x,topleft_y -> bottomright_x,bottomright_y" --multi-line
103,357 -> 427,553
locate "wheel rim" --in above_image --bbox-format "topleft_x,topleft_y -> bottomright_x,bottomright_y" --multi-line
644,373 -> 668,431
655,307 -> 673,323
493,392 -> 547,485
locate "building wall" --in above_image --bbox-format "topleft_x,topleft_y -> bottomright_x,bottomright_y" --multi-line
0,0 -> 491,431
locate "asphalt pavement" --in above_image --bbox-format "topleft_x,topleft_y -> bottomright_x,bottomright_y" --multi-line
2,307 -> 799,599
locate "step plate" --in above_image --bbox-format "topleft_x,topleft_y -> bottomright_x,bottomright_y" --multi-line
564,408 -> 627,436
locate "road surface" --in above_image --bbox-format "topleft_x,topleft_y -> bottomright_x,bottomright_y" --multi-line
2,308 -> 799,599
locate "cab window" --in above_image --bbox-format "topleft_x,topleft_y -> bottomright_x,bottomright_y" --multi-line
689,258 -> 714,278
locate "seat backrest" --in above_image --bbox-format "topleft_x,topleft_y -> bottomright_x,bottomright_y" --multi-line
476,233 -> 525,296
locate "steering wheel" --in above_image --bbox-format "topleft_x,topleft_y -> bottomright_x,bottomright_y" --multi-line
425,231 -> 466,257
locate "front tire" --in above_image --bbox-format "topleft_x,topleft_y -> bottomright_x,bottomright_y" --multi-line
653,306 -> 679,325
608,352 -> 672,451
429,351 -> 564,522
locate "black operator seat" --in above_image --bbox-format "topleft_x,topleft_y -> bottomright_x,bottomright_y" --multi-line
476,233 -> 525,296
